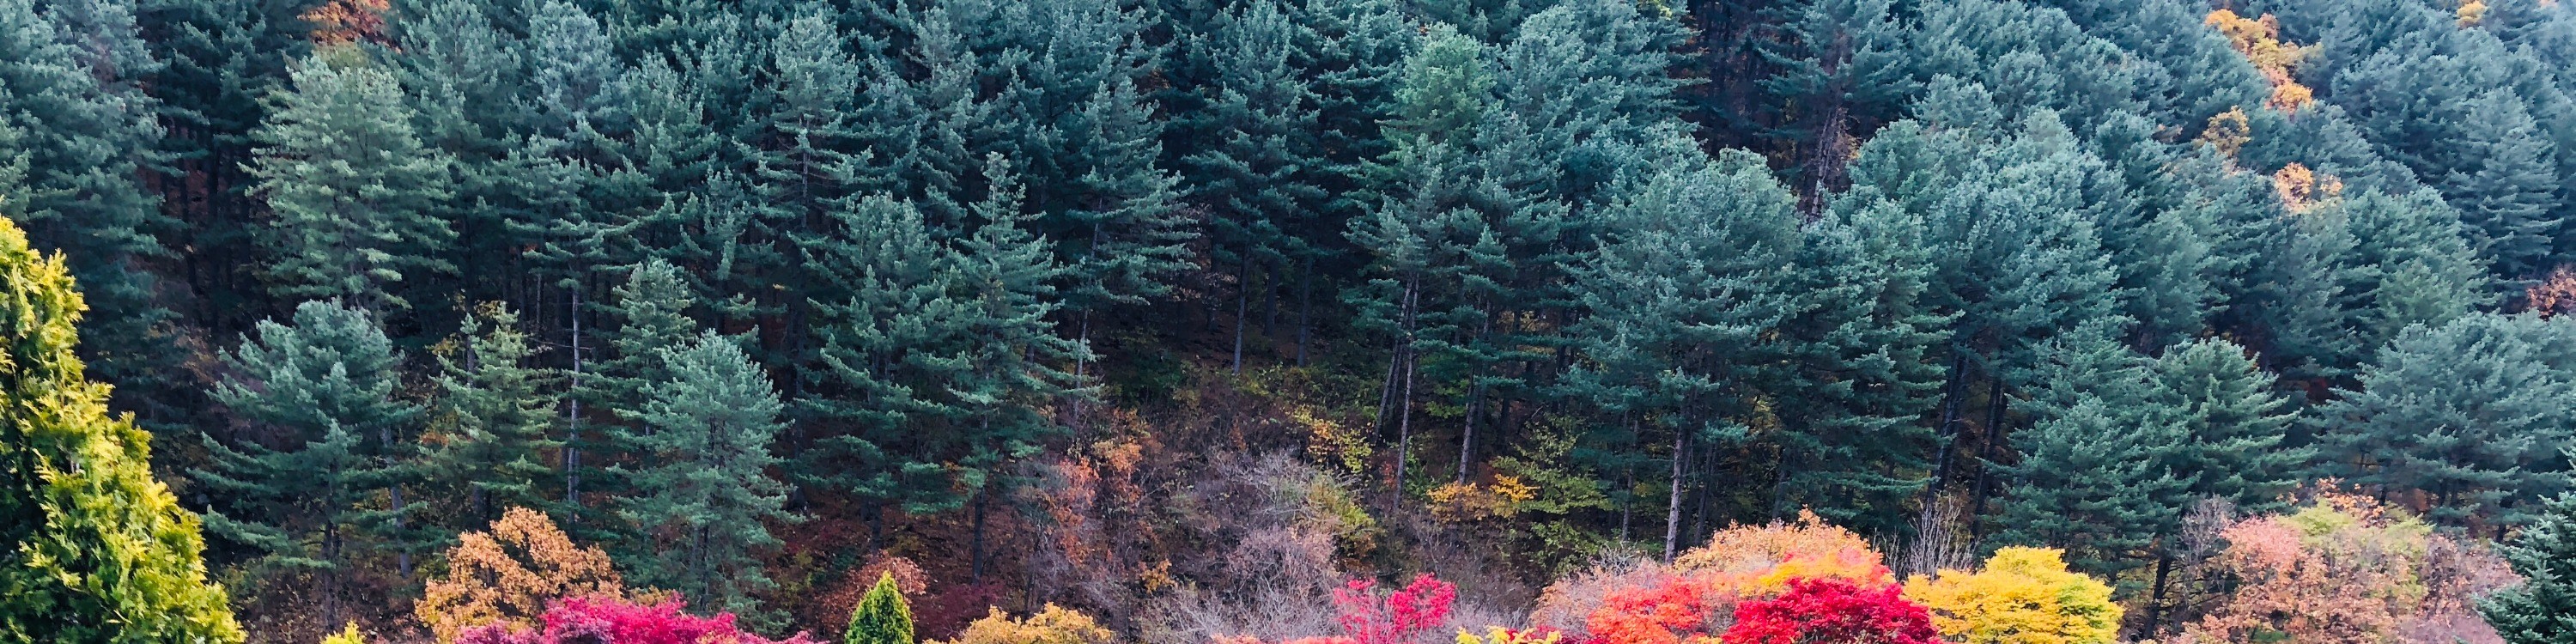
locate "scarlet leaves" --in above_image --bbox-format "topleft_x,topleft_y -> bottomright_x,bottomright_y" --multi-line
1335,574 -> 1460,644
453,596 -> 822,644
1722,579 -> 1942,644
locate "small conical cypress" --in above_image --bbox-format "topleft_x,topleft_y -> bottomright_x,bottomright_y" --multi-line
845,571 -> 915,644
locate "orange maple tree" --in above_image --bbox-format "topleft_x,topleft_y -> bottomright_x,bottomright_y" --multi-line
417,507 -> 628,643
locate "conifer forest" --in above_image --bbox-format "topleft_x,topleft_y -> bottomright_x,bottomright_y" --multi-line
16,0 -> 2576,642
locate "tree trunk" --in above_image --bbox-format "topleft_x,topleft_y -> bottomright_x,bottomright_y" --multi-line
2143,552 -> 2174,637
1664,430 -> 1687,562
1969,373 -> 2007,540
1232,256 -> 1250,374
1297,258 -> 1313,367
566,283 -> 583,511
970,490 -> 990,582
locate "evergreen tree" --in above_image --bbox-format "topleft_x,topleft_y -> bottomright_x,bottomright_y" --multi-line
1562,145 -> 1799,560
2482,492 -> 2576,644
2315,313 -> 2576,529
195,300 -> 428,607
246,46 -> 456,312
1994,327 -> 2185,579
0,216 -> 241,643
845,571 -> 915,644
1182,0 -> 1326,373
422,304 -> 563,530
2445,90 -> 2563,278
1767,197 -> 1952,533
0,0 -> 178,404
616,331 -> 793,624
586,258 -> 702,421
2148,337 -> 2302,513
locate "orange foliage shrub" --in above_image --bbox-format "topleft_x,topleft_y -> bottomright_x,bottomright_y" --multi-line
2272,163 -> 2342,212
1674,511 -> 1879,579
2524,266 -> 2576,318
1545,513 -> 1896,644
417,507 -> 626,643
2180,489 -> 2517,644
2204,9 -> 2318,111
302,0 -> 389,45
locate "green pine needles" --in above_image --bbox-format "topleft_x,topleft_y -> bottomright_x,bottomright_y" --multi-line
2482,493 -> 2576,644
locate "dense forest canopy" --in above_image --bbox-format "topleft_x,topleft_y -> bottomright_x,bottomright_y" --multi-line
9,0 -> 2576,642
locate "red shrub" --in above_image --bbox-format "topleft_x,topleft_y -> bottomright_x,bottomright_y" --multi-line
1333,574 -> 1458,644
453,595 -> 820,644
1721,578 -> 1943,644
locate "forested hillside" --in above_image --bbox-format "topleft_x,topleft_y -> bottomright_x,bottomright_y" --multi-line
8,0 -> 2576,642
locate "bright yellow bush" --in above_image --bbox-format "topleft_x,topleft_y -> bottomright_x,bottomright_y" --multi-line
320,623 -> 366,644
1458,627 -> 1564,644
1901,548 -> 2120,644
939,604 -> 1115,644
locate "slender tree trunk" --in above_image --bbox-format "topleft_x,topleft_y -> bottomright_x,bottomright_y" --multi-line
1969,374 -> 2007,539
1297,258 -> 1313,367
566,284 -> 583,511
1929,350 -> 1971,493
1457,386 -> 1480,484
381,421 -> 410,577
1232,255 -> 1250,374
1664,430 -> 1687,562
970,490 -> 989,582
2143,552 -> 2174,636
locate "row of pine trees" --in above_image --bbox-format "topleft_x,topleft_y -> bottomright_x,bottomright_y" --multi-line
7,0 -> 2576,637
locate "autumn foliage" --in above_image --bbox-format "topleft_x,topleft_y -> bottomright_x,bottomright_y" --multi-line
1336,575 -> 1459,644
1719,578 -> 1943,644
419,507 -> 629,643
1560,514 -> 1901,644
453,595 -> 822,644
2181,490 -> 2517,644
939,605 -> 1116,644
1901,548 -> 2117,644
2204,9 -> 2318,110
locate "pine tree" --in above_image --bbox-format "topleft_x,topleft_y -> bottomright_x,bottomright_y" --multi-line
1182,0 -> 1326,373
1994,327 -> 2185,579
1562,145 -> 1799,560
1758,0 -> 1913,210
422,304 -> 563,530
586,259 -> 702,421
2481,492 -> 2576,644
246,46 -> 456,312
0,0 -> 178,404
2444,90 -> 2562,278
846,571 -> 915,644
196,300 -> 428,604
1767,197 -> 1952,534
0,215 -> 241,643
2315,313 -> 2576,529
2148,337 -> 2302,513
616,331 -> 793,623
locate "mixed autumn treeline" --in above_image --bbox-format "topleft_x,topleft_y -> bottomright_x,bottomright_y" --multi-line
9,0 -> 2576,641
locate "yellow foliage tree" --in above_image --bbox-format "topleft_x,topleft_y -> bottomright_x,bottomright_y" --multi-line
2204,9 -> 2318,111
1902,548 -> 2121,644
416,507 -> 627,643
939,605 -> 1115,644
